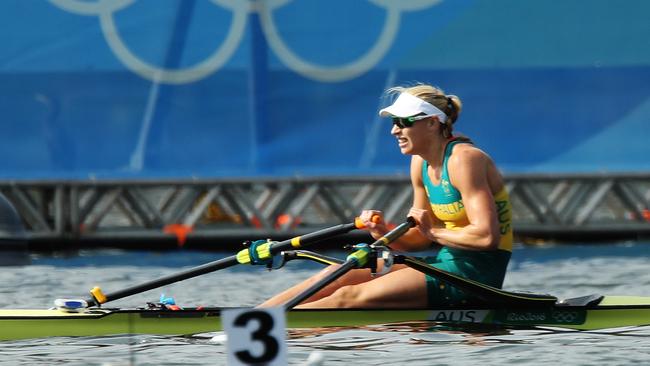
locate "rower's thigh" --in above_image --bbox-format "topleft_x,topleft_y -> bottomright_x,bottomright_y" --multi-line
317,262 -> 410,293
341,267 -> 428,308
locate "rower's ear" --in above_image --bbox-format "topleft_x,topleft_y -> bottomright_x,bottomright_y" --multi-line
426,118 -> 438,131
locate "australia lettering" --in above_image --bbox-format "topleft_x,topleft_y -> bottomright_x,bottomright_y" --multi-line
431,202 -> 464,216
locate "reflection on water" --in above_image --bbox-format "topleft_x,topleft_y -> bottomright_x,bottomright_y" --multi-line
0,242 -> 649,365
286,322 -> 523,351
3,324 -> 649,366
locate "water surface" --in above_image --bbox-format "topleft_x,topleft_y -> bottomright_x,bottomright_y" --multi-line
1,242 -> 649,365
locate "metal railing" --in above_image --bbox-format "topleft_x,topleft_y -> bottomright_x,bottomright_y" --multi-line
2,173 -> 650,248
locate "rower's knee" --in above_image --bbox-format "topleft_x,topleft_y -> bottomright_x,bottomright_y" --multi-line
328,285 -> 368,308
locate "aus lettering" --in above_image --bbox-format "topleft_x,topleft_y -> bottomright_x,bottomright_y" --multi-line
495,200 -> 510,224
432,310 -> 477,323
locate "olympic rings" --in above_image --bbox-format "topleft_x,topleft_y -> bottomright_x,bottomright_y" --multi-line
48,0 -> 444,84
551,311 -> 578,323
48,0 -> 134,15
369,0 -> 443,11
100,2 -> 248,84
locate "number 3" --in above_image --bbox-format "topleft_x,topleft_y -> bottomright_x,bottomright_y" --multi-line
233,310 -> 279,364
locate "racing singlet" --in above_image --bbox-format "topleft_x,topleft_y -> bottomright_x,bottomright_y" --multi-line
421,140 -> 513,251
420,140 -> 513,306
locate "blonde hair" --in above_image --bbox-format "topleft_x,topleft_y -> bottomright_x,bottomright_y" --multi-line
385,83 -> 463,139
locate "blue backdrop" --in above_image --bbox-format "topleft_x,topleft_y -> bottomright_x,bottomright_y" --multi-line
1,0 -> 649,178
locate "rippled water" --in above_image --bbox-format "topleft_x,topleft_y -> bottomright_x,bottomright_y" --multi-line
1,242 -> 649,365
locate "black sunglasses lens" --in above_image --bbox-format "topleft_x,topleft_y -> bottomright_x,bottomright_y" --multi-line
392,118 -> 412,128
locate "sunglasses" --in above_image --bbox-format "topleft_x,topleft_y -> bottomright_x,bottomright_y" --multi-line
391,114 -> 434,128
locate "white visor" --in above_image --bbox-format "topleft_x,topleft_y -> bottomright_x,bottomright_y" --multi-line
378,92 -> 448,124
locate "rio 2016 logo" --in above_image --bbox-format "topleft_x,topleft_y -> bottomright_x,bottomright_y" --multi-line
47,0 -> 443,84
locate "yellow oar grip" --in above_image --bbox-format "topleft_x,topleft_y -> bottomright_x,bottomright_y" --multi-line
291,237 -> 301,248
236,241 -> 273,264
90,286 -> 107,304
236,248 -> 251,264
256,242 -> 271,259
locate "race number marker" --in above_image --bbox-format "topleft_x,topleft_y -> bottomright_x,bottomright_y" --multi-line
222,307 -> 287,366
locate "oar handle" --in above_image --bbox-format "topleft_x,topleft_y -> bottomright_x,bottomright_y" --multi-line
287,214 -> 378,249
86,216 -> 375,307
369,216 -> 416,248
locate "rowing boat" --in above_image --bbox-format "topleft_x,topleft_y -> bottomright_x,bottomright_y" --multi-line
1,295 -> 649,341
2,218 -> 649,341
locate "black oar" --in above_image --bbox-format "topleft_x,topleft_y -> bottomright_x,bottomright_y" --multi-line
86,218 -> 375,307
283,217 -> 416,310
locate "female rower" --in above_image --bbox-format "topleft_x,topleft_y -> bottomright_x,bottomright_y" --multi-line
261,83 -> 513,309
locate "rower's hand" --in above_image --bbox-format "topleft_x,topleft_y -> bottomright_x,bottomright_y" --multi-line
359,210 -> 387,239
408,207 -> 436,242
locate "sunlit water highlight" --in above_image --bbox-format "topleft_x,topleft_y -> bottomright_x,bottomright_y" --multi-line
1,242 -> 649,365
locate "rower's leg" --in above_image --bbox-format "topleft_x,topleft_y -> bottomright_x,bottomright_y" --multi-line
258,262 -> 408,308
296,266 -> 428,309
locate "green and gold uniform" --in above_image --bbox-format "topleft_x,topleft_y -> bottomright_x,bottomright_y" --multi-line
420,139 -> 512,306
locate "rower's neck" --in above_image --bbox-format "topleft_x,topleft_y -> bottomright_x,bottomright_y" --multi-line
422,137 -> 453,169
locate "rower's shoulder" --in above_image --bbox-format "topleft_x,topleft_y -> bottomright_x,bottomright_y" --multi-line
410,154 -> 425,165
409,155 -> 425,184
448,143 -> 490,167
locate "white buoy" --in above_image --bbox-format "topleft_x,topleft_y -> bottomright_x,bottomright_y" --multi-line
209,332 -> 228,344
302,351 -> 325,366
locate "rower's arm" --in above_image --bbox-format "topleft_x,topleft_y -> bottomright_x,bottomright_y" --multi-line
373,156 -> 441,252
420,148 -> 500,250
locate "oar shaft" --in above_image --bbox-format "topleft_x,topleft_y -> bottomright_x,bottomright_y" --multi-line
283,260 -> 358,310
86,220 -> 365,306
289,222 -> 358,247
89,256 -> 241,306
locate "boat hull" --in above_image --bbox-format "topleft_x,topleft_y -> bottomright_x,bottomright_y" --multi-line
1,296 -> 649,341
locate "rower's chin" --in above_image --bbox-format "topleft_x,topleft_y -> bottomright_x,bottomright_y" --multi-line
398,143 -> 413,154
